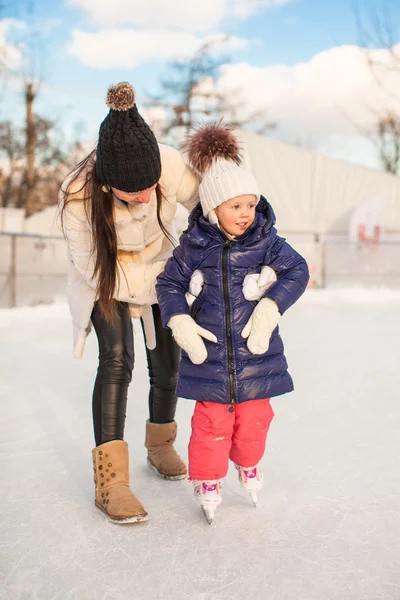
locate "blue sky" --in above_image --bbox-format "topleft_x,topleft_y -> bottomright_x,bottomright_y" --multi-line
2,0 -> 400,168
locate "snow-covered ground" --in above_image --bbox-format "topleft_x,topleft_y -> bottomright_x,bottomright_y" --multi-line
1,288 -> 400,600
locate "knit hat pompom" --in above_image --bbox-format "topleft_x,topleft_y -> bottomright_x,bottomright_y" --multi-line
106,82 -> 136,112
186,123 -> 260,218
186,123 -> 242,174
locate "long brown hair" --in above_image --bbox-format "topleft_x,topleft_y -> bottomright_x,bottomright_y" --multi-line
60,150 -> 174,321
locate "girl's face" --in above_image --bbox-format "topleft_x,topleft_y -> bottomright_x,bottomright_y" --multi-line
214,195 -> 257,236
111,184 -> 157,204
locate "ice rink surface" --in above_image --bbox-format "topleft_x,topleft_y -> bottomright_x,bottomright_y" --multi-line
1,289 -> 400,599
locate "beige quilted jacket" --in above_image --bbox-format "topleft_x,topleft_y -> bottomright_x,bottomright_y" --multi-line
59,144 -> 199,358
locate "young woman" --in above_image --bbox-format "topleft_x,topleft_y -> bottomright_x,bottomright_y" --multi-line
59,82 -> 199,523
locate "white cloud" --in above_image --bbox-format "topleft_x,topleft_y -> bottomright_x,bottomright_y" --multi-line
230,0 -> 293,20
0,19 -> 25,71
67,24 -> 400,169
215,44 -> 400,142
67,0 -> 226,32
66,0 -> 294,32
68,28 -> 247,69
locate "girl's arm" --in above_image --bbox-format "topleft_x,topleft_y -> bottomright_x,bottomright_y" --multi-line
262,236 -> 310,314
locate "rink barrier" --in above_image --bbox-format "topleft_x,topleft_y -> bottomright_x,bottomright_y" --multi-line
1,231 -> 400,309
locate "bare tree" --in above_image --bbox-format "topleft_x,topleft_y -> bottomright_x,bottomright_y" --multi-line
355,0 -> 400,105
1,2 -> 77,213
375,112 -> 400,173
24,80 -> 38,216
2,0 -> 49,215
146,38 -> 230,145
360,109 -> 400,174
0,113 -> 72,210
146,37 -> 274,148
354,1 -> 400,172
0,120 -> 24,207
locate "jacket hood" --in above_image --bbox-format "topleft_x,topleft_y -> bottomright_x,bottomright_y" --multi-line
185,195 -> 276,247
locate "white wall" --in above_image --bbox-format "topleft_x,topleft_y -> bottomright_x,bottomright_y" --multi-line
24,206 -> 62,238
0,207 -> 24,233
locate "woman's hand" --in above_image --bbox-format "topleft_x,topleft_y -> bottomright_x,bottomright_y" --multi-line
242,265 -> 277,301
185,270 -> 204,307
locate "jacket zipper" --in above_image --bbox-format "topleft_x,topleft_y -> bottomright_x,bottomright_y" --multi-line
222,240 -> 236,412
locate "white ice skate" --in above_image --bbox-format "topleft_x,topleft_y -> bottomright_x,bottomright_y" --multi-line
191,479 -> 222,524
235,464 -> 263,507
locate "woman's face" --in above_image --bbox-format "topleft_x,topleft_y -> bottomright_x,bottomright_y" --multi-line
111,184 -> 157,204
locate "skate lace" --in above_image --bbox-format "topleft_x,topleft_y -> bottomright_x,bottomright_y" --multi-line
189,479 -> 221,494
241,466 -> 258,479
201,481 -> 220,492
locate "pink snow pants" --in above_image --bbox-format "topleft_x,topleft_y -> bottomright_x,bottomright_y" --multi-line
188,399 -> 274,480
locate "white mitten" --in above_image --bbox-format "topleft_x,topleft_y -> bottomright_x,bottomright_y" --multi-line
186,270 -> 204,307
168,314 -> 217,364
185,292 -> 197,307
242,266 -> 277,301
241,298 -> 280,355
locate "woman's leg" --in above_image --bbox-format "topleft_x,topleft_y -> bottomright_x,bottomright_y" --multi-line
142,305 -> 186,479
90,301 -> 148,523
141,304 -> 180,423
91,301 -> 134,446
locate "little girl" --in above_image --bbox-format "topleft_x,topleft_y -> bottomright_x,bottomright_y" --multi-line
156,124 -> 309,523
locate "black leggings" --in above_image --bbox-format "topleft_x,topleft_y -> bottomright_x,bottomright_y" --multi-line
91,302 -> 181,446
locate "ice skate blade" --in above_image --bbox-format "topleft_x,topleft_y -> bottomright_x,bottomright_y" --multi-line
250,492 -> 258,507
201,505 -> 215,525
147,458 -> 187,480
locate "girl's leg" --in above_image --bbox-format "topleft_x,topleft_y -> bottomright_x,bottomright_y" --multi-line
189,402 -> 235,480
229,399 -> 274,467
91,301 -> 134,446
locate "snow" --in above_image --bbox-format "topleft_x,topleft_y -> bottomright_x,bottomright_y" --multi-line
1,288 -> 400,599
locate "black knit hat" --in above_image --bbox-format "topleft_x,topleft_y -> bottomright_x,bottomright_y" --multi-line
96,82 -> 161,192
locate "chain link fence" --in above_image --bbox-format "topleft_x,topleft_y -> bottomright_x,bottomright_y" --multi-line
1,232 -> 400,309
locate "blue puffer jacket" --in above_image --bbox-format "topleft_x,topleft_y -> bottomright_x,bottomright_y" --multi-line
156,197 -> 309,405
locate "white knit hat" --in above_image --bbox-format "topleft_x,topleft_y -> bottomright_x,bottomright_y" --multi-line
186,123 -> 260,218
199,158 -> 260,217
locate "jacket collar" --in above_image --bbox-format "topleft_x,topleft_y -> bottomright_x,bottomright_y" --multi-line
112,192 -> 153,226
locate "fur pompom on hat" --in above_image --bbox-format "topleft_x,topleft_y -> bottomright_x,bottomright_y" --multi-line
186,123 -> 260,217
185,123 -> 242,174
106,81 -> 136,111
96,82 -> 161,192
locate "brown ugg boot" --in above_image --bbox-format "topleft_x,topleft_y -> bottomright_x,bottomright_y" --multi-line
92,440 -> 148,524
145,420 -> 187,480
